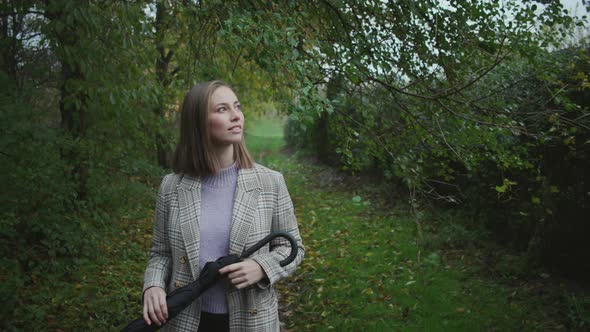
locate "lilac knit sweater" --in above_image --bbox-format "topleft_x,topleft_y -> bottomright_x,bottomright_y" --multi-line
199,162 -> 238,314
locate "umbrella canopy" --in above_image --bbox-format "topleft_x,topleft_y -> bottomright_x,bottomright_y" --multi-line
122,231 -> 298,332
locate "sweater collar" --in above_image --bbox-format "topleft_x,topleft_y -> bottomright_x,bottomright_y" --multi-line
201,162 -> 238,188
177,164 -> 260,193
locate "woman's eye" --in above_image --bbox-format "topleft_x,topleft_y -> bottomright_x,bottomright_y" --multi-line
217,107 -> 226,112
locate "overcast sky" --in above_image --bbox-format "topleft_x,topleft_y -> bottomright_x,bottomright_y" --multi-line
557,0 -> 588,17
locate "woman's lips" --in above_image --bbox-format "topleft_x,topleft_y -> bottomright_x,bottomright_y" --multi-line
228,125 -> 242,132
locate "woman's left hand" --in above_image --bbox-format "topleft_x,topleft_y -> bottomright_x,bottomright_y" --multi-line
219,259 -> 267,289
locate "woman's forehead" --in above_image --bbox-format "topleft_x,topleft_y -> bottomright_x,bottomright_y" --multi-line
211,86 -> 238,104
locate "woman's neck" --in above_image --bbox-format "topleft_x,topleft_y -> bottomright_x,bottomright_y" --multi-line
213,144 -> 235,168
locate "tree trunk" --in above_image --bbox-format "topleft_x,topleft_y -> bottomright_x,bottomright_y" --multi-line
59,61 -> 88,200
0,3 -> 20,85
153,1 -> 173,169
47,1 -> 89,201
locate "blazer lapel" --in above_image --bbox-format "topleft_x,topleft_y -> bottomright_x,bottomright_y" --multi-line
177,175 -> 201,280
229,167 -> 261,256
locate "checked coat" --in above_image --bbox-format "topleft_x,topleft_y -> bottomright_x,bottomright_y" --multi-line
143,164 -> 304,332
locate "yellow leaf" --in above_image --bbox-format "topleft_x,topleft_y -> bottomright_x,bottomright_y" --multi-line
361,288 -> 374,295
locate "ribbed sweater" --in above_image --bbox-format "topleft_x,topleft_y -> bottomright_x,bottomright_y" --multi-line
199,162 -> 238,314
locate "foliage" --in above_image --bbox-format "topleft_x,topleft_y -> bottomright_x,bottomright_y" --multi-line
2,171 -> 158,331
1,0 -> 589,329
254,128 -> 588,331
0,1 -> 162,326
0,74 -> 81,323
284,1 -> 590,279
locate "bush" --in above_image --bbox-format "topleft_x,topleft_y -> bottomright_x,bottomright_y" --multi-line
285,47 -> 590,282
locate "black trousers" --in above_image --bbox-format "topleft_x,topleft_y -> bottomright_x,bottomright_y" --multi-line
197,311 -> 229,332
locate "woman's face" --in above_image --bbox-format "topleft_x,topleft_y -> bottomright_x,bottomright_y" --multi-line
208,86 -> 244,147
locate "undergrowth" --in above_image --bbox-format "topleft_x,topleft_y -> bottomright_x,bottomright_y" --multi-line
3,116 -> 588,331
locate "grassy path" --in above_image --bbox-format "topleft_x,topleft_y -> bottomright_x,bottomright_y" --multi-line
247,118 -> 575,331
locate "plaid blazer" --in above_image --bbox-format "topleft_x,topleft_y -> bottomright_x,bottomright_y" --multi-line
143,164 -> 304,332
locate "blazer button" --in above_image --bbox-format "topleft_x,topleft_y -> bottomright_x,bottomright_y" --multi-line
180,256 -> 186,264
175,281 -> 182,288
250,308 -> 258,316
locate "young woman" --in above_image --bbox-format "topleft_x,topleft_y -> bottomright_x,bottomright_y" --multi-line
141,80 -> 304,332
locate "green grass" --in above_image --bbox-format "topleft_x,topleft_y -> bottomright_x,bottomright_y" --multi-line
246,115 -> 286,137
264,159 -> 532,331
245,114 -> 286,161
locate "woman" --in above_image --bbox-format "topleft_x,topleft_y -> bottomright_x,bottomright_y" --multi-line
141,80 -> 304,332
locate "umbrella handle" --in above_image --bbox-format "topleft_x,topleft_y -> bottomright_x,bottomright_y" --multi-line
240,231 -> 298,267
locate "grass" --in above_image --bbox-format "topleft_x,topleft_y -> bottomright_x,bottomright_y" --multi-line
246,115 -> 286,137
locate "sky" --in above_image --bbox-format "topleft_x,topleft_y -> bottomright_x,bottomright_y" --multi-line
556,0 -> 588,17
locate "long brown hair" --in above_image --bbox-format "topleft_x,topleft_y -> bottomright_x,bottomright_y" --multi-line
172,80 -> 254,176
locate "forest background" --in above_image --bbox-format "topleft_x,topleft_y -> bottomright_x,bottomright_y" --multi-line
1,0 -> 589,330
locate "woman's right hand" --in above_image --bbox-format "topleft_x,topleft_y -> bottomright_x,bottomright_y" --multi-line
143,286 -> 168,326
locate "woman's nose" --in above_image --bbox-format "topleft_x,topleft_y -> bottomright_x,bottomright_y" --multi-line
230,107 -> 242,121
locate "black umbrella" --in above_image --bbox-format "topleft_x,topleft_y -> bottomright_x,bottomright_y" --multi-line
122,231 -> 298,332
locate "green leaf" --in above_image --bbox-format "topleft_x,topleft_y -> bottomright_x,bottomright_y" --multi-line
495,185 -> 507,193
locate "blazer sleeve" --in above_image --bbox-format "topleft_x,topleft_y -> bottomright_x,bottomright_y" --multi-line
142,174 -> 175,295
251,172 -> 304,288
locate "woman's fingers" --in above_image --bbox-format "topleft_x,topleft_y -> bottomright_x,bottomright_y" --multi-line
220,260 -> 265,288
223,263 -> 247,281
228,270 -> 245,280
143,302 -> 152,325
142,287 -> 168,326
153,295 -> 167,324
147,301 -> 159,325
230,276 -> 248,286
234,280 -> 251,289
160,295 -> 169,320
146,294 -> 166,325
219,263 -> 239,275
